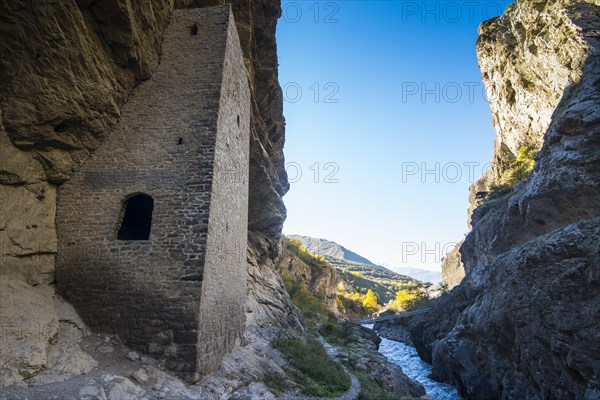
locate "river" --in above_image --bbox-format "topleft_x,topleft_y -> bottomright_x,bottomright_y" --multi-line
363,325 -> 463,400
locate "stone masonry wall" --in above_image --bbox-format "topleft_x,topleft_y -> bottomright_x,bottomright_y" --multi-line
196,9 -> 250,379
55,6 -> 250,382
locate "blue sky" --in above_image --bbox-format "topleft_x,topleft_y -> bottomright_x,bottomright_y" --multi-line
277,1 -> 513,271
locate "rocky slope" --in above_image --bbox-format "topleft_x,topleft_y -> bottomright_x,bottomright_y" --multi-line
320,323 -> 426,399
0,0 -> 296,389
440,240 -> 464,289
1,326 -> 296,400
289,235 -> 376,265
411,1 -> 600,399
276,242 -> 349,319
442,0 -> 599,286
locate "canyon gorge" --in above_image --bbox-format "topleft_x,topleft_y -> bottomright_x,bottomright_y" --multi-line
1,0 -> 599,399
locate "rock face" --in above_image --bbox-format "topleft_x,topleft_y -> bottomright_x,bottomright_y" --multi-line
443,0 -> 599,288
440,239 -> 465,289
276,243 -> 349,318
479,0 -> 592,178
416,1 -> 600,399
0,0 -> 173,182
0,0 -> 294,387
246,234 -> 301,329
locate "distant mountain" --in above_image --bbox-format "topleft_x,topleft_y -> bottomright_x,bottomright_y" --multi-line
389,267 -> 441,284
289,235 -> 375,265
290,234 -> 442,284
289,235 -> 435,304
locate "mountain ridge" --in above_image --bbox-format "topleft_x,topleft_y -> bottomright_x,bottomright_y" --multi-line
289,234 -> 442,284
288,234 -> 376,266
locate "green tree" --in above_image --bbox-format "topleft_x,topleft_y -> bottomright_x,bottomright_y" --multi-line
508,146 -> 536,185
440,282 -> 449,294
484,145 -> 537,202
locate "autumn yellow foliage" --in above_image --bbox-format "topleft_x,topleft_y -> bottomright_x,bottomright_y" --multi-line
390,288 -> 428,311
361,289 -> 379,311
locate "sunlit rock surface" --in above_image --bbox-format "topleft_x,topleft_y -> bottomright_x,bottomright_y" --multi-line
443,0 -> 598,287
275,240 -> 349,319
416,1 -> 600,398
440,240 -> 465,289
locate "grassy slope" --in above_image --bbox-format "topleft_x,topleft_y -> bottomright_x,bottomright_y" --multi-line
326,256 -> 419,304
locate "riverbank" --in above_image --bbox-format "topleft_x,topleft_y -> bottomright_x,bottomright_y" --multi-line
379,339 -> 462,400
319,322 -> 427,399
363,325 -> 462,400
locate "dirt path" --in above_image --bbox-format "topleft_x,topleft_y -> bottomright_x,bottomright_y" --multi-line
280,330 -> 361,400
316,331 -> 361,400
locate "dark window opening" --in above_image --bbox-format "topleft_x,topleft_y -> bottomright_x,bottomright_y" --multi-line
117,194 -> 154,240
177,137 -> 183,145
237,115 -> 240,127
190,23 -> 198,35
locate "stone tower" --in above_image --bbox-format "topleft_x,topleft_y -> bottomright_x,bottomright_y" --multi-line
55,5 -> 250,382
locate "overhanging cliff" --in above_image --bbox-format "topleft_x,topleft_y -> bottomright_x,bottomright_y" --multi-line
0,0 -> 295,387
